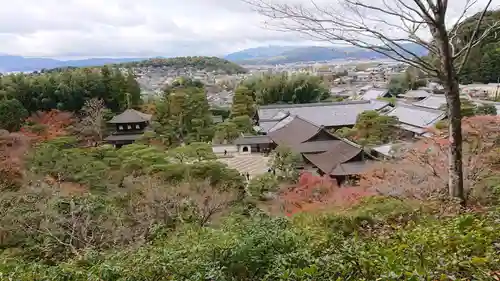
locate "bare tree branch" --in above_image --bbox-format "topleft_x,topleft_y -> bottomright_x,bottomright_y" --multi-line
243,0 -> 498,203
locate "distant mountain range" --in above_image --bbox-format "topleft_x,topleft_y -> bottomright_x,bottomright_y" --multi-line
0,55 -> 142,73
0,43 -> 428,73
224,44 -> 428,65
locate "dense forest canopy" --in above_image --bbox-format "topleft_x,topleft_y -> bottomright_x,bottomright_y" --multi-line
242,73 -> 330,105
454,10 -> 500,84
0,66 -> 142,114
120,56 -> 248,74
153,78 -> 215,146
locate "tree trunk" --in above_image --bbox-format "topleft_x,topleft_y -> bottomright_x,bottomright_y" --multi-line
444,79 -> 465,202
435,25 -> 465,203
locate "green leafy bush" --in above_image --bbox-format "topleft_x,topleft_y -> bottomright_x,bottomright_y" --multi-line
248,173 -> 280,200
2,204 -> 499,280
0,99 -> 29,132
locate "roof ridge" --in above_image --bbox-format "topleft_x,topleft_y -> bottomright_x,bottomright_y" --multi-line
293,114 -> 322,128
258,100 -> 371,109
395,102 -> 445,114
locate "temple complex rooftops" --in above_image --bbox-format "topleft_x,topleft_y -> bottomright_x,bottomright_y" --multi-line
256,100 -> 390,133
262,114 -> 372,176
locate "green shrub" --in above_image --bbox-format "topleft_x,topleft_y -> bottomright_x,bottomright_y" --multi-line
248,173 -> 280,199
0,99 -> 29,132
2,201 -> 499,280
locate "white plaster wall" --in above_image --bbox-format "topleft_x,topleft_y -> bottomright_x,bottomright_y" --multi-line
212,145 -> 238,154
239,145 -> 251,155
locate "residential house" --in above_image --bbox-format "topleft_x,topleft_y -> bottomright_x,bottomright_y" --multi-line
329,87 -> 350,97
353,71 -> 372,82
460,83 -> 500,99
413,94 -> 500,116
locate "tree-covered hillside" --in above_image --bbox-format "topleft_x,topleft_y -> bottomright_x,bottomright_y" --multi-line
456,10 -> 500,84
120,56 -> 247,74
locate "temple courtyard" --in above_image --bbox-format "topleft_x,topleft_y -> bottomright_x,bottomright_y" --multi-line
217,154 -> 270,178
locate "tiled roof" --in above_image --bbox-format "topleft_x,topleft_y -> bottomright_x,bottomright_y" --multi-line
261,113 -> 372,176
108,109 -> 152,124
303,141 -> 362,175
267,116 -> 321,145
399,89 -> 432,99
386,103 -> 446,134
412,94 -> 446,109
254,121 -> 279,133
330,160 -> 377,176
257,100 -> 389,130
234,135 -> 273,145
291,140 -> 343,153
361,89 -> 389,100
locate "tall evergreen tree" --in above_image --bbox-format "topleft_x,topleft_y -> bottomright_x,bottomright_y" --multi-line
231,85 -> 255,117
154,79 -> 213,146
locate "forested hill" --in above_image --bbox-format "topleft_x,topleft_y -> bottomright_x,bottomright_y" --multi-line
456,9 -> 500,84
119,56 -> 247,74
0,55 -> 247,75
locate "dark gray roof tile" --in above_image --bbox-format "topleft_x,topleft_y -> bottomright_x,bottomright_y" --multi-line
108,109 -> 152,124
234,135 -> 273,145
412,94 -> 447,109
268,116 -> 321,145
258,100 -> 389,129
387,103 -> 446,133
361,88 -> 389,100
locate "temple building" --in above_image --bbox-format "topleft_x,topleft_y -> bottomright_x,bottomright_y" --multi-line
235,114 -> 376,184
104,109 -> 152,148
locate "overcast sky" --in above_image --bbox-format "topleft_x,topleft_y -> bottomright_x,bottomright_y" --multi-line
0,0 -> 496,59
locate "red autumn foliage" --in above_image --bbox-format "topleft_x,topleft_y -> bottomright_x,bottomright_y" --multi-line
280,172 -> 375,216
20,110 -> 73,142
0,131 -> 30,190
359,115 -> 500,202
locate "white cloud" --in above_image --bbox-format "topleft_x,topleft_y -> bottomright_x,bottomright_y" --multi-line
0,0 -> 303,58
0,0 -> 497,58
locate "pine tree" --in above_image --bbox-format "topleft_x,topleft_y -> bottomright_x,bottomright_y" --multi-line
231,85 -> 255,117
154,80 -> 214,146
